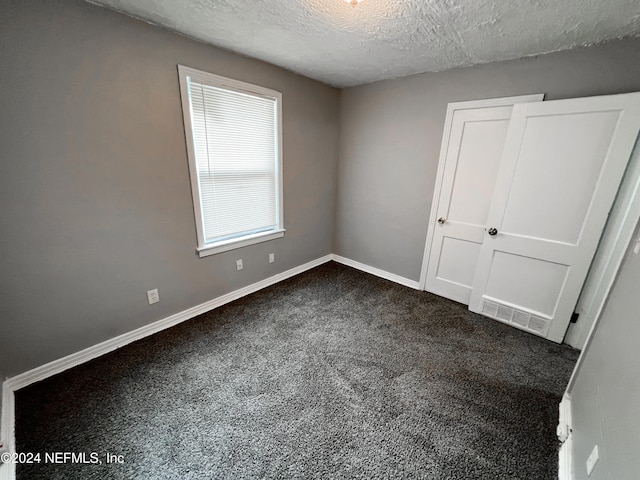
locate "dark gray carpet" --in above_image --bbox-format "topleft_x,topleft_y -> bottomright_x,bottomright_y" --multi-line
16,262 -> 578,479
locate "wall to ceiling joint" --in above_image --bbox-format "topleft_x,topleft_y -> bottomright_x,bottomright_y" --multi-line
86,0 -> 640,87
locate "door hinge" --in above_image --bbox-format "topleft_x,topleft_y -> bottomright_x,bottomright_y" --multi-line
570,312 -> 580,324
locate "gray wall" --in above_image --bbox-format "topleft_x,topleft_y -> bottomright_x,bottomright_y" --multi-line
0,0 -> 339,381
568,221 -> 640,479
335,37 -> 640,281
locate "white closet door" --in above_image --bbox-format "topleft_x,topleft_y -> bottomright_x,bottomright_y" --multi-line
422,95 -> 543,304
469,92 -> 640,343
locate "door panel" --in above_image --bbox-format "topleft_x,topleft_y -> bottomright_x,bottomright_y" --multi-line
484,251 -> 569,318
469,92 -> 640,343
438,237 -> 482,288
447,118 -> 509,225
500,111 -> 621,244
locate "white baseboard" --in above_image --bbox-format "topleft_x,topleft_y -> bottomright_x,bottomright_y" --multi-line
0,253 -> 420,480
558,393 -> 574,480
331,255 -> 421,290
5,254 -> 332,392
0,254 -> 333,478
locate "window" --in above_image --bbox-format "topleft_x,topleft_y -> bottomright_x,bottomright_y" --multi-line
178,65 -> 284,257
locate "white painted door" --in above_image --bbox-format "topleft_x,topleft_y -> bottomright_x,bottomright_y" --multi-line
422,95 -> 544,304
469,92 -> 640,343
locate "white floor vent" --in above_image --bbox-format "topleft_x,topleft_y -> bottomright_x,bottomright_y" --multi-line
496,304 -> 513,321
480,298 -> 550,337
512,310 -> 530,327
481,300 -> 499,316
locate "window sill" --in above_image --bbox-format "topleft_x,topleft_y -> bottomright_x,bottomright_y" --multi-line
197,229 -> 285,258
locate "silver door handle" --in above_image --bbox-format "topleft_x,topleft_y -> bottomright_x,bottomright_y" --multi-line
488,227 -> 498,236
438,217 -> 446,224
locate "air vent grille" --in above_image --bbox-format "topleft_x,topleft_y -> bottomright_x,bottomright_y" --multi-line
480,299 -> 550,337
496,304 -> 513,321
482,300 -> 498,316
528,316 -> 548,334
512,310 -> 530,327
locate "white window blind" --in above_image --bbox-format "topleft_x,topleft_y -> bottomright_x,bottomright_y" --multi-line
178,66 -> 284,256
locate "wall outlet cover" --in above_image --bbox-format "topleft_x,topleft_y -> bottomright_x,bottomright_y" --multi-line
147,289 -> 159,305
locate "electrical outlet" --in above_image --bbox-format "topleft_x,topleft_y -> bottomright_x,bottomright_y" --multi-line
236,259 -> 243,271
269,253 -> 275,263
147,289 -> 159,305
586,445 -> 599,476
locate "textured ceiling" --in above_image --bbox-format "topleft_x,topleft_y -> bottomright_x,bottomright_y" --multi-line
87,0 -> 640,87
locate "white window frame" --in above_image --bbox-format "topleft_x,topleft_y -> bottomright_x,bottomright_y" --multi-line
178,65 -> 284,257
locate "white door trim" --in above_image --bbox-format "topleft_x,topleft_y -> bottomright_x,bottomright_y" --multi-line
557,393 -> 574,479
419,94 -> 545,291
565,137 -> 640,393
565,137 -> 640,349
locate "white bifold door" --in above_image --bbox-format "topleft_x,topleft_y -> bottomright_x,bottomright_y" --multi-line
469,93 -> 640,343
423,95 -> 544,304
